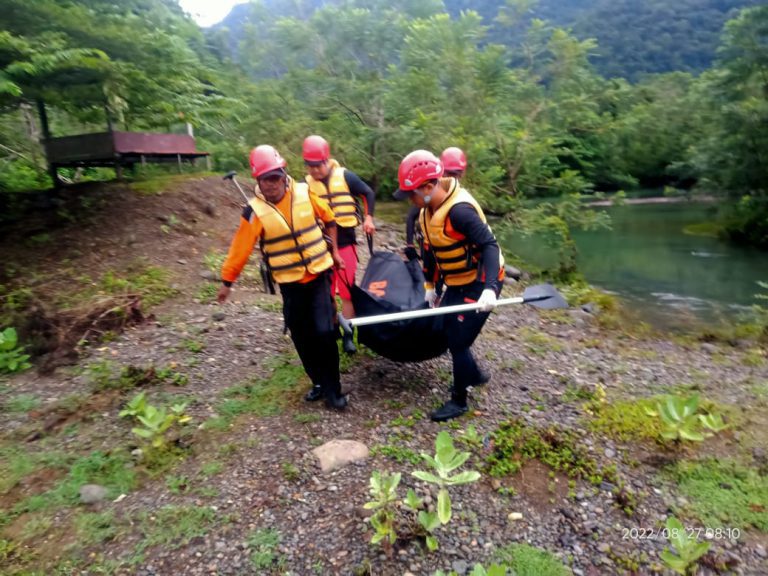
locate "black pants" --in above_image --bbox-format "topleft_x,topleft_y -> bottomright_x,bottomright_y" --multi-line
440,280 -> 497,403
279,271 -> 340,396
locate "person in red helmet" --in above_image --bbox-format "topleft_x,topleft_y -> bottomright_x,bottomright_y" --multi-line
218,145 -> 348,410
405,147 -> 467,258
303,135 -> 376,354
394,149 -> 505,422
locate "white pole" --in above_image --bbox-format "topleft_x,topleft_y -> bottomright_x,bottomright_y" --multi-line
348,296 -> 525,327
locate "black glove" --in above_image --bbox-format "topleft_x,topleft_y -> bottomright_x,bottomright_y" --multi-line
404,246 -> 419,261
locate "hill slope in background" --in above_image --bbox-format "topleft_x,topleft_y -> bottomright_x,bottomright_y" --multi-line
213,0 -> 759,79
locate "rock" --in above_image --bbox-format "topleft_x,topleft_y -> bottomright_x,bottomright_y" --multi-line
212,312 -> 226,322
452,560 -> 469,575
79,484 -> 108,504
200,270 -> 218,281
177,259 -> 188,265
581,302 -> 600,315
508,512 -> 523,521
701,343 -> 719,354
311,439 -> 369,473
504,264 -> 522,280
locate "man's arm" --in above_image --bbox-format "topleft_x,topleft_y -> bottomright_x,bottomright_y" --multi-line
448,203 -> 502,292
309,190 -> 344,269
344,170 -> 376,234
218,205 -> 262,302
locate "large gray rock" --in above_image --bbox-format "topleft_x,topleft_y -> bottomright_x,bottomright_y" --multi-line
311,439 -> 369,473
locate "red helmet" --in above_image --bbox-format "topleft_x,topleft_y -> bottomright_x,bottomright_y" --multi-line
302,135 -> 330,163
249,145 -> 286,178
440,147 -> 467,173
397,150 -> 443,191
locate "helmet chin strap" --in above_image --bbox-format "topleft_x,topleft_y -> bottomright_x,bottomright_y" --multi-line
415,188 -> 431,204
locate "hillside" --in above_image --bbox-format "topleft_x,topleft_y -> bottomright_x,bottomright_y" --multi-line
0,175 -> 766,574
213,0 -> 760,79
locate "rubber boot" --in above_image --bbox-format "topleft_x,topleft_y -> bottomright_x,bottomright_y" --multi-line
430,389 -> 468,422
324,382 -> 348,410
472,370 -> 491,387
304,384 -> 324,402
342,330 -> 357,354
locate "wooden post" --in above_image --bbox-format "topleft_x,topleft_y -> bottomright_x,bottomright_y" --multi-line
177,153 -> 182,173
37,99 -> 60,188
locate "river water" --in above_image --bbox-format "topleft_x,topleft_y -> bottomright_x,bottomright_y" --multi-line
496,201 -> 768,330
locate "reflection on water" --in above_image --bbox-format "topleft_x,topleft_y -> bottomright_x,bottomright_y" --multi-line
497,202 -> 768,330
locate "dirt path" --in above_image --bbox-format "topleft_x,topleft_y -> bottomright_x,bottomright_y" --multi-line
0,176 -> 766,575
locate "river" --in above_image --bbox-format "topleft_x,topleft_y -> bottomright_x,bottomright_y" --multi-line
496,201 -> 768,330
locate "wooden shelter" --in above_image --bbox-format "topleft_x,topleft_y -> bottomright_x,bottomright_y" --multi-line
45,130 -> 210,178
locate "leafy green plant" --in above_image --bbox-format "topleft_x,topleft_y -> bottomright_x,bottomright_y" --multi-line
119,392 -> 191,452
660,516 -> 710,575
645,394 -> 727,443
0,327 -> 31,373
364,471 -> 401,547
411,431 -> 481,551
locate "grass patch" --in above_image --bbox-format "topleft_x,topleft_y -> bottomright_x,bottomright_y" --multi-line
16,451 -> 136,515
516,327 -> 563,355
128,173 -> 204,196
371,439 -> 421,466
294,413 -> 323,424
53,262 -> 180,311
136,505 -> 217,551
494,543 -> 570,576
207,354 -> 306,427
3,393 -> 40,413
74,510 -> 118,546
587,398 -> 661,442
487,419 -> 616,485
0,446 -> 71,494
247,528 -> 283,571
667,459 -> 768,530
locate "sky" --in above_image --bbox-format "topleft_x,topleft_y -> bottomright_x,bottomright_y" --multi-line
178,0 -> 243,27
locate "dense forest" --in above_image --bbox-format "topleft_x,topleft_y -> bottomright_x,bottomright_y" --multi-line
220,0 -> 761,79
1,0 -> 767,250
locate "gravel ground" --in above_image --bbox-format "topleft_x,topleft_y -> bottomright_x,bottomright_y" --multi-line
1,176 -> 766,575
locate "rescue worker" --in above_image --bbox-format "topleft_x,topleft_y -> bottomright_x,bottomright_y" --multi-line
303,135 -> 376,354
217,145 -> 348,410
405,147 -> 467,260
394,149 -> 504,422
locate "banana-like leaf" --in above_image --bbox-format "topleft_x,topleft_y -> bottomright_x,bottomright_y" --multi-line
131,427 -> 152,438
660,550 -> 688,575
437,489 -> 451,524
426,535 -> 439,551
405,488 -> 422,509
678,427 -> 705,442
418,510 -> 441,531
412,470 -> 442,484
445,470 -> 481,485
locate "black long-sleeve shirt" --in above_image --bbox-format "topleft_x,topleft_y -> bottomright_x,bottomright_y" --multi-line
422,203 -> 501,293
319,170 -> 375,247
406,205 -> 420,245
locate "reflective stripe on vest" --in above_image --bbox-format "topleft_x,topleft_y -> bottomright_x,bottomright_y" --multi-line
306,160 -> 360,228
249,182 -> 333,284
420,179 -> 504,287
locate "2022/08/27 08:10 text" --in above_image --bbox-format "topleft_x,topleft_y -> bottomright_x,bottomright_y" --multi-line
622,527 -> 741,541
